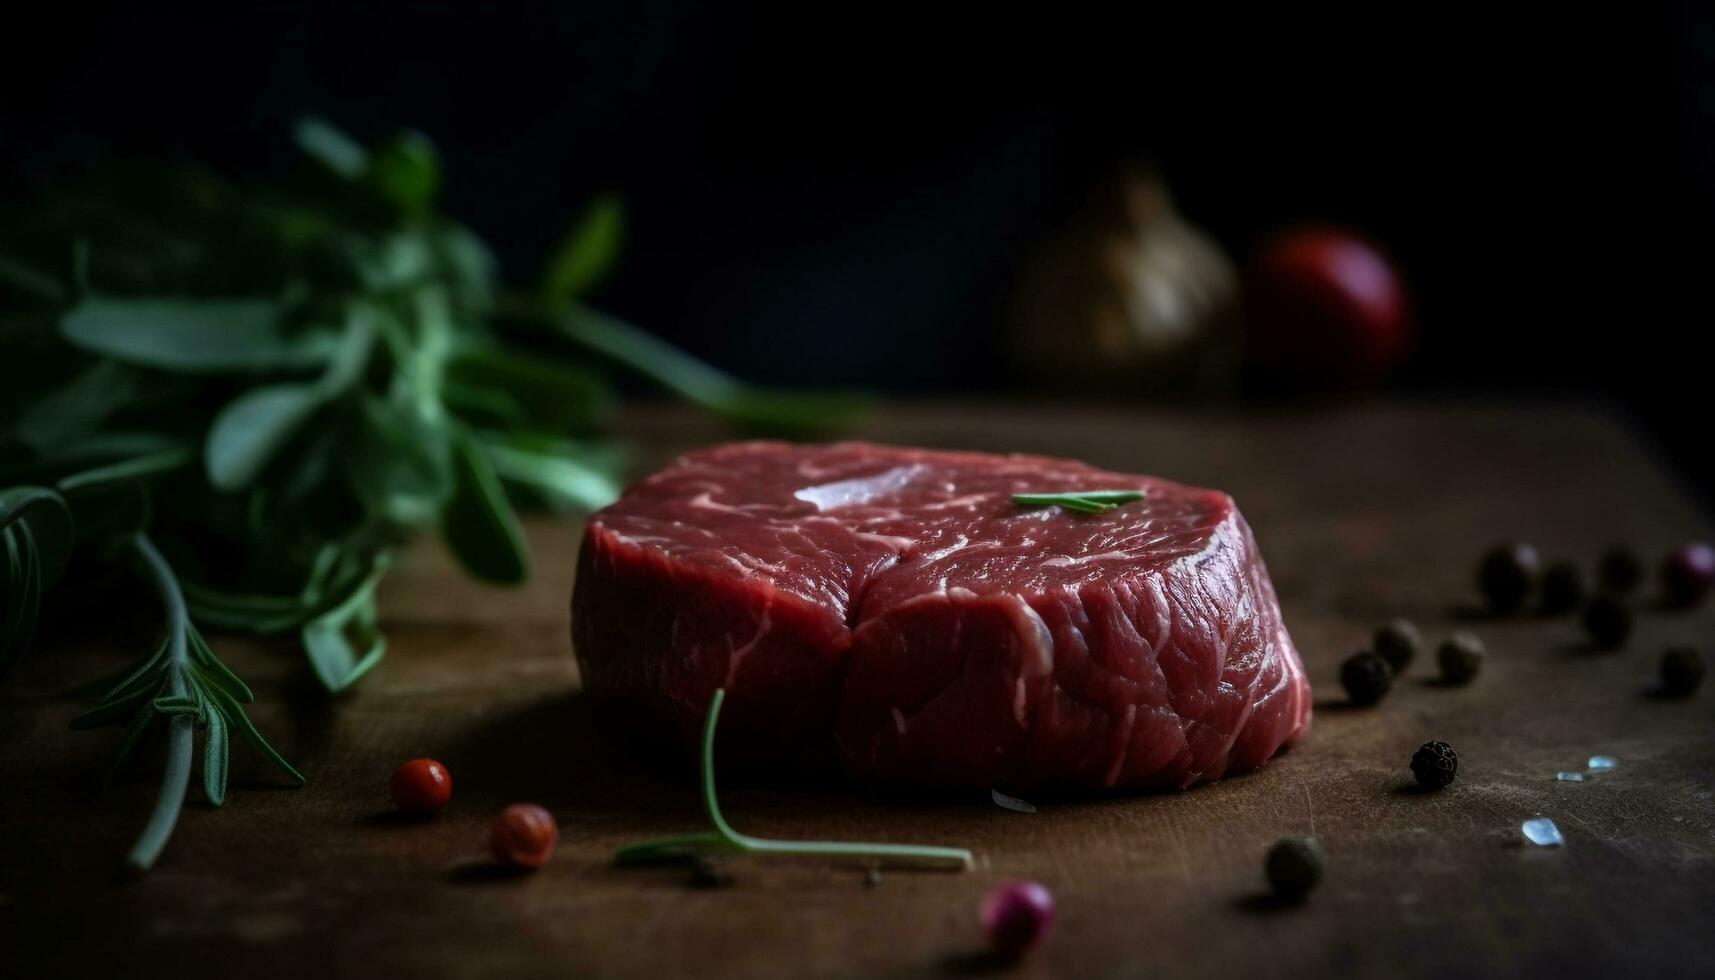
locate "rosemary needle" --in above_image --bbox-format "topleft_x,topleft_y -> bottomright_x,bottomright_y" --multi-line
1011,489 -> 1145,515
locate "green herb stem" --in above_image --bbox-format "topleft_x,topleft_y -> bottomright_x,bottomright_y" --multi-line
124,534 -> 195,873
614,688 -> 973,871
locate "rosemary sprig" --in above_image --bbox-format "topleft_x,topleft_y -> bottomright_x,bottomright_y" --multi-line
1011,489 -> 1145,515
614,688 -> 973,871
1,116 -> 863,873
70,535 -> 303,873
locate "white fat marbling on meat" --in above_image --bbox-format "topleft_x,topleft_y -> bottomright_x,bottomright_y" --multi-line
914,534 -> 970,563
916,493 -> 991,512
852,531 -> 917,551
1038,549 -> 1139,568
723,602 -> 773,687
793,464 -> 928,511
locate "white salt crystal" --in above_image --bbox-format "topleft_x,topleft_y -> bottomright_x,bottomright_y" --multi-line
1555,771 -> 1585,782
1587,755 -> 1618,772
1522,817 -> 1565,847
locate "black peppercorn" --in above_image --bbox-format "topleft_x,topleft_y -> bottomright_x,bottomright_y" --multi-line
1661,646 -> 1706,696
1582,595 -> 1632,649
1265,836 -> 1324,900
1538,560 -> 1585,615
689,855 -> 734,889
1477,542 -> 1540,614
1373,618 -> 1422,673
1410,740 -> 1458,789
1598,545 -> 1644,594
1340,651 -> 1393,706
1437,632 -> 1485,684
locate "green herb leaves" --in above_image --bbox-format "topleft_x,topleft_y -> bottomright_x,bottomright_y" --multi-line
1011,489 -> 1146,515
443,428 -> 529,584
3,115 -> 869,874
206,386 -> 327,490
205,305 -> 376,490
295,116 -> 369,179
62,298 -> 333,372
543,304 -> 870,434
301,556 -> 389,694
542,195 -> 625,304
614,688 -> 973,871
368,132 -> 441,217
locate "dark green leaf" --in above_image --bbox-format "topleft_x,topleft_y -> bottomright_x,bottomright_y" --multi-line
62,297 -> 334,372
205,384 -> 324,491
368,132 -> 441,216
201,699 -> 229,806
57,447 -> 194,496
187,626 -> 254,703
345,394 -> 453,527
484,440 -> 621,512
203,681 -> 305,784
185,582 -> 330,634
70,683 -> 156,729
0,253 -> 67,303
11,361 -> 138,452
545,305 -> 869,434
430,225 -> 496,310
358,235 -> 435,292
441,429 -> 529,584
441,381 -> 530,429
151,694 -> 203,716
303,616 -> 386,694
300,559 -> 388,693
96,636 -> 170,705
0,432 -> 185,486
446,344 -> 611,433
294,116 -> 368,179
542,194 -> 624,303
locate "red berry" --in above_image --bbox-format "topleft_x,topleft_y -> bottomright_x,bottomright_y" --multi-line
980,880 -> 1054,957
389,758 -> 451,816
491,803 -> 558,869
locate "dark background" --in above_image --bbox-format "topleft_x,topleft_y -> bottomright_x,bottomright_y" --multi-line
4,5 -> 1712,492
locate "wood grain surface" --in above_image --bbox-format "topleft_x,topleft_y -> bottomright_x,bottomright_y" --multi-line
3,402 -> 1712,979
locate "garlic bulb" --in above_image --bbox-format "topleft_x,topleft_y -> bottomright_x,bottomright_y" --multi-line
1008,167 -> 1239,398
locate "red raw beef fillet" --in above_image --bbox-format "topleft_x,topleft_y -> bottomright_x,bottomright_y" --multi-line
572,442 -> 1311,791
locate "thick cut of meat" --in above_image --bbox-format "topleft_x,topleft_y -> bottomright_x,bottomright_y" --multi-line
572,442 -> 1311,791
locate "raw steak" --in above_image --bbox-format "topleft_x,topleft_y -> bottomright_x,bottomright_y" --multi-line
572,442 -> 1311,791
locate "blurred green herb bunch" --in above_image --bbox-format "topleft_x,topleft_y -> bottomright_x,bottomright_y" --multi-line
0,119 -> 861,870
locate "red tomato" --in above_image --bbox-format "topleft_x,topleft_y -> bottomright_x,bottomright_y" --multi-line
389,758 -> 452,816
491,803 -> 558,869
1246,228 -> 1411,385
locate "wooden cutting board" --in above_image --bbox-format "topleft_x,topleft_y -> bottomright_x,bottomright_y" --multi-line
3,402 -> 1712,978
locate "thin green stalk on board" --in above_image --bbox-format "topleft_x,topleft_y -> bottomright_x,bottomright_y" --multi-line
614,688 -> 973,871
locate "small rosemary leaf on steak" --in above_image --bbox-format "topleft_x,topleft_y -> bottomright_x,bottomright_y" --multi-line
1011,490 -> 1144,514
990,789 -> 1038,814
